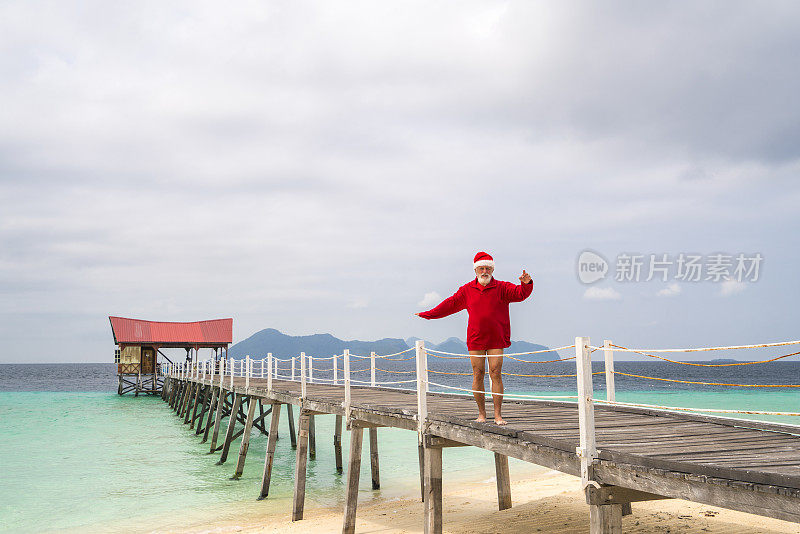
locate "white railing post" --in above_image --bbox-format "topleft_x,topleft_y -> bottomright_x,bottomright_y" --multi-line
230,357 -> 234,388
202,358 -> 207,382
219,357 -> 225,387
415,340 -> 428,438
575,336 -> 597,490
245,355 -> 250,389
267,353 -> 273,393
291,357 -> 296,381
300,352 -> 307,398
604,339 -> 615,402
309,355 -> 313,384
344,349 -> 351,421
333,354 -> 338,385
370,351 -> 376,387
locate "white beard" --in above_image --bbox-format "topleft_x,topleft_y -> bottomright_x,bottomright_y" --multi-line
478,274 -> 492,286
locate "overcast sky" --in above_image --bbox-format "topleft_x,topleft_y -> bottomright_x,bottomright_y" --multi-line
2,1 -> 799,363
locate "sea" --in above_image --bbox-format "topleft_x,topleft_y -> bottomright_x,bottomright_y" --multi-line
1,360 -> 798,533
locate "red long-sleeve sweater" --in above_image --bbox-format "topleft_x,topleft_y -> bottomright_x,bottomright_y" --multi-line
419,277 -> 533,350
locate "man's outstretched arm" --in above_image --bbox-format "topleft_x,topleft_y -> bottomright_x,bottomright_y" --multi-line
416,288 -> 466,319
502,269 -> 534,302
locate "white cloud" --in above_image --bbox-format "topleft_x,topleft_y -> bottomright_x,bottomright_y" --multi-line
656,283 -> 682,297
719,280 -> 746,297
347,297 -> 369,309
583,287 -> 621,301
418,292 -> 442,308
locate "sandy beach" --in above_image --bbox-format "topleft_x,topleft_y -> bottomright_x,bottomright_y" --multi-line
164,470 -> 800,534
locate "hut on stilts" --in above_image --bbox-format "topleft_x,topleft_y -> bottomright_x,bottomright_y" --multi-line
109,316 -> 233,396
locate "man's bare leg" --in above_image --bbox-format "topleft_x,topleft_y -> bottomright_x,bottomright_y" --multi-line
469,351 -> 487,422
487,349 -> 505,425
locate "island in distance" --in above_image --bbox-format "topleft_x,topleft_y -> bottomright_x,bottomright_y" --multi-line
228,328 -> 564,361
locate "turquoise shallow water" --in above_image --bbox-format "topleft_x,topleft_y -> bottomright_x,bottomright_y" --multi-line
1,366 -> 798,532
0,391 -> 544,533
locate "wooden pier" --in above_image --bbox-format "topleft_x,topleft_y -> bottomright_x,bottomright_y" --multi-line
157,339 -> 800,534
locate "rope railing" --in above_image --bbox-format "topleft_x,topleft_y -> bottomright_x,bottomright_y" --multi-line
425,344 -> 575,360
590,339 -> 800,353
595,398 -> 800,417
612,371 -> 800,388
163,334 -> 800,462
606,344 -> 800,367
425,380 -> 579,400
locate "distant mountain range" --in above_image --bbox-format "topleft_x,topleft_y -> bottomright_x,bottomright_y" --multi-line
228,328 -> 564,361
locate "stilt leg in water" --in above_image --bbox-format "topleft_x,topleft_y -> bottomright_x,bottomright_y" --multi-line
342,426 -> 364,534
259,403 -> 282,499
202,386 -> 219,443
309,415 -> 316,460
334,415 -> 343,474
209,390 -> 226,452
287,404 -> 297,448
218,393 -> 242,464
292,411 -> 311,521
369,427 -> 380,490
233,396 -> 258,478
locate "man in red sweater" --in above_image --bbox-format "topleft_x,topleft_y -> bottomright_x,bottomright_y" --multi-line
415,252 -> 533,425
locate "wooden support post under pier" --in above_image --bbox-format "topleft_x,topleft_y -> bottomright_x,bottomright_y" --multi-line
589,504 -> 622,534
172,380 -> 183,411
195,385 -> 211,434
218,393 -> 243,464
210,390 -> 228,452
292,411 -> 311,521
309,414 -> 316,460
334,414 -> 343,474
287,404 -> 297,448
202,386 -> 219,443
185,382 -> 200,424
259,403 -> 282,499
233,395 -> 259,478
418,444 -> 425,502
171,379 -> 181,410
494,452 -> 512,510
178,381 -> 189,417
369,427 -> 380,490
181,382 -> 195,420
423,438 -> 443,534
190,384 -> 204,428
342,425 -> 364,534
178,380 -> 192,417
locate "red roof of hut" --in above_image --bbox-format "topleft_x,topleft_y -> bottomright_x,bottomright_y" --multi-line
109,316 -> 233,348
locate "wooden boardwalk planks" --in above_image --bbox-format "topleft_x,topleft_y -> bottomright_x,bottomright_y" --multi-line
168,374 -> 800,531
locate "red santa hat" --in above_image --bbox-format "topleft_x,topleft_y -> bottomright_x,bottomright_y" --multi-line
473,251 -> 494,269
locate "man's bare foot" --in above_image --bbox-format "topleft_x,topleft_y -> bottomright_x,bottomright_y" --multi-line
476,415 -> 487,423
494,417 -> 507,425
